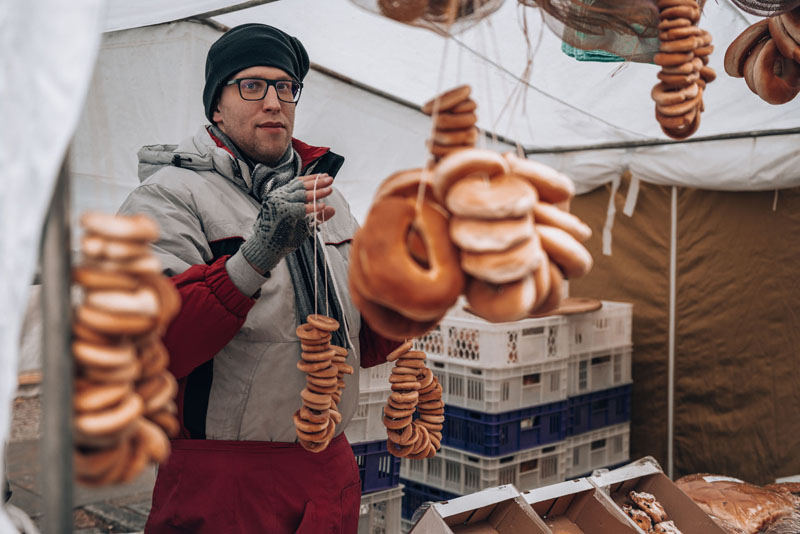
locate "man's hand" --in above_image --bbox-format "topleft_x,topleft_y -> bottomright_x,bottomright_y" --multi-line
240,174 -> 335,275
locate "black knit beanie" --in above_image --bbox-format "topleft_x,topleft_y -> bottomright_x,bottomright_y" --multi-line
203,23 -> 310,123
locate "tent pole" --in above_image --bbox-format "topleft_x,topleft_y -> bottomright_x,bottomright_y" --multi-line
667,186 -> 677,479
40,155 -> 73,533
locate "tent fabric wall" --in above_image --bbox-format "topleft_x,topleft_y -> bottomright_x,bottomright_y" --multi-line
571,178 -> 800,484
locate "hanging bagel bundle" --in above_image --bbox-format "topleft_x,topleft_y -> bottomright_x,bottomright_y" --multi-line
351,0 -> 503,35
724,8 -> 800,105
421,85 -> 479,163
294,314 -> 354,453
433,148 -> 593,322
382,341 -> 444,459
72,212 -> 180,486
651,0 -> 716,139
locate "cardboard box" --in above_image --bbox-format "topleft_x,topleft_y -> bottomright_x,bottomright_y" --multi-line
409,485 -> 551,534
521,478 -> 645,533
589,459 -> 727,534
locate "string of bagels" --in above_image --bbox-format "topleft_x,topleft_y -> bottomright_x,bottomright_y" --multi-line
72,212 -> 180,486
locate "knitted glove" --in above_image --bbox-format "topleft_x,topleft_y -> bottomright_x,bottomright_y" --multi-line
240,179 -> 310,274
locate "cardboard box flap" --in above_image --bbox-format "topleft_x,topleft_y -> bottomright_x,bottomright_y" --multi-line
589,457 -> 663,489
522,479 -> 595,516
433,485 -> 521,519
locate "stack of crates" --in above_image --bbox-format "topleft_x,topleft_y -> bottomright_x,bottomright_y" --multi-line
400,308 -> 572,525
564,301 -> 633,478
348,355 -> 405,533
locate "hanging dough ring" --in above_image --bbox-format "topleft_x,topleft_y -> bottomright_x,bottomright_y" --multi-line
432,127 -> 479,146
656,70 -> 700,88
503,152 -> 575,204
307,314 -> 340,332
655,87 -> 703,116
450,213 -> 535,253
769,16 -> 800,63
724,20 -> 770,78
378,0 -> 428,23
532,203 -> 592,242
752,39 -> 800,105
651,82 -> 700,106
661,106 -> 702,139
74,393 -> 143,438
351,197 -> 463,321
530,261 -> 564,315
373,168 -> 435,202
660,57 -> 703,75
659,6 -> 700,23
656,105 -> 698,129
466,274 -> 537,323
537,225 -> 593,279
658,17 -> 692,30
654,51 -> 696,67
434,112 -> 478,131
445,174 -> 537,219
660,35 -> 701,53
433,148 -> 509,201
659,25 -> 702,41
460,235 -> 545,284
422,85 -> 471,115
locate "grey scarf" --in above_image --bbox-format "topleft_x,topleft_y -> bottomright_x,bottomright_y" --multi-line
207,126 -> 347,347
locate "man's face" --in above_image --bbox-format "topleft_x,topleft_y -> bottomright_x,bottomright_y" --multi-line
213,65 -> 297,165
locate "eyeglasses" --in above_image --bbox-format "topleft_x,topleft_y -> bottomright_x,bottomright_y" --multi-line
225,78 -> 303,103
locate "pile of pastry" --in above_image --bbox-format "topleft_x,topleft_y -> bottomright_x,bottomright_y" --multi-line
421,85 -> 478,163
294,314 -> 354,452
724,8 -> 800,104
651,0 -> 716,139
623,491 -> 684,533
382,341 -> 444,459
72,212 -> 180,486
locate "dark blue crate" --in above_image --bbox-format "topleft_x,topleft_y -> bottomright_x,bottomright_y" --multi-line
400,478 -> 460,520
567,384 -> 632,436
440,400 -> 568,456
351,440 -> 401,494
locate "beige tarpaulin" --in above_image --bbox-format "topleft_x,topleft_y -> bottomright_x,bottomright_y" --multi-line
571,176 -> 800,484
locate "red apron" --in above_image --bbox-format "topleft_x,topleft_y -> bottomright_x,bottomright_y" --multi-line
145,433 -> 361,533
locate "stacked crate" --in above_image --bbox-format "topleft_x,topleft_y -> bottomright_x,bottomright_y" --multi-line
564,301 -> 633,478
348,357 -> 405,534
400,308 -> 572,524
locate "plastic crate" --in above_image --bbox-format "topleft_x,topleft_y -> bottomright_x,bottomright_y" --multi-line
352,440 -> 401,494
568,301 -> 632,355
567,384 -> 632,436
565,423 -> 630,479
567,345 -> 632,396
414,311 -> 568,369
401,518 -> 415,534
400,442 -> 567,495
427,357 -> 568,413
346,388 -> 390,444
361,360 -> 393,392
400,478 -> 460,520
359,485 -> 403,534
441,401 -> 567,457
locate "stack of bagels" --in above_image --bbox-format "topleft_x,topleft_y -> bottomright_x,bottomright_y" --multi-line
72,212 -> 180,486
651,0 -> 716,139
422,85 -> 479,163
435,149 -> 593,323
376,0 -> 497,26
724,8 -> 800,104
383,340 -> 444,459
294,314 -> 354,452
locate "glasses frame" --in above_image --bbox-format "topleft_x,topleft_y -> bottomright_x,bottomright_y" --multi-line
225,77 -> 303,104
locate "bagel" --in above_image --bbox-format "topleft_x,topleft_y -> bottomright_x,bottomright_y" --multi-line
74,393 -> 143,437
390,380 -> 422,391
658,17 -> 692,30
432,127 -> 479,147
148,409 -> 180,438
654,51 -> 695,67
770,15 -> 800,63
752,39 -> 800,105
300,388 -> 331,408
73,266 -> 140,291
136,416 -> 171,463
533,203 -> 592,242
656,70 -> 700,88
386,339 -> 414,361
451,99 -> 477,113
656,0 -> 698,8
295,323 -> 330,342
119,425 -> 153,483
306,363 -> 339,378
659,25 -> 702,41
84,286 -> 160,317
378,0 -> 428,23
400,350 -> 426,360
73,340 -> 136,369
656,88 -> 702,116
699,66 -> 717,83
537,225 -> 593,279
450,213 -> 534,252
422,85 -> 471,115
531,262 -> 564,315
531,254 -> 552,312
374,168 -> 435,202
352,197 -> 463,321
80,212 -> 159,243
146,275 -> 181,327
140,372 -> 178,415
138,339 -> 172,378
85,255 -> 162,276
461,235 -> 544,284
72,321 -> 120,345
74,439 -> 128,479
694,44 -> 714,57
83,358 -> 142,383
76,304 -> 156,336
433,148 -> 509,201
445,174 -> 537,219
294,410 -> 331,434
427,141 -> 470,159
660,108 -> 701,139
306,314 -> 339,332
724,19 -> 770,77
660,35 -> 701,53
659,5 -> 700,22
781,8 -> 800,42
744,39 -> 770,94
651,82 -> 699,106
81,234 -> 150,261
656,105 -> 698,129
74,380 -> 132,413
660,57 -> 703,75
387,438 -> 414,458
434,112 -> 478,131
465,274 -> 536,323
502,152 -> 575,204
387,424 -> 414,445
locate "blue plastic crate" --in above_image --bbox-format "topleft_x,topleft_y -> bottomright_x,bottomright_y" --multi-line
440,401 -> 568,456
567,384 -> 632,436
400,478 -> 460,520
352,440 -> 401,494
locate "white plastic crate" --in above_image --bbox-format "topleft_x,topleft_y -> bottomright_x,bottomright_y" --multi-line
361,361 -> 394,392
565,423 -> 630,479
401,442 -> 567,495
428,356 -> 568,413
414,307 -> 569,369
346,388 -> 390,444
567,345 -> 633,396
401,518 -> 415,534
359,485 -> 403,534
568,301 -> 632,355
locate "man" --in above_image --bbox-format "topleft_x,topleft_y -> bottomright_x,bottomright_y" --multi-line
119,23 -> 397,533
